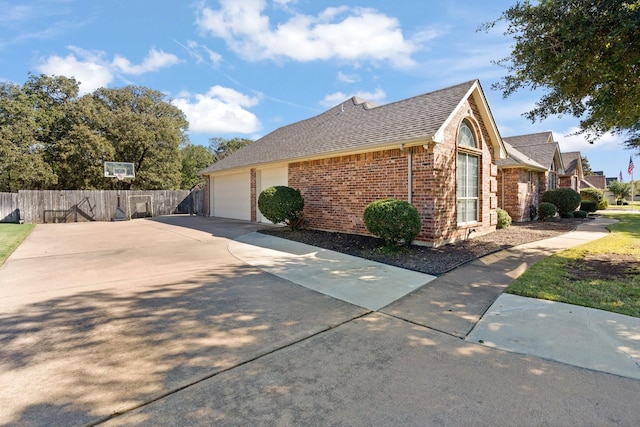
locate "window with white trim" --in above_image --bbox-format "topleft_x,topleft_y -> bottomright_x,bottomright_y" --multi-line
457,120 -> 479,224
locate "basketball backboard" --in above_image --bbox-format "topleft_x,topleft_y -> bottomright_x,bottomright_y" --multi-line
104,162 -> 135,180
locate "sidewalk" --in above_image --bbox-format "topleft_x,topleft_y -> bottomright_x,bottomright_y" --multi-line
230,216 -> 640,380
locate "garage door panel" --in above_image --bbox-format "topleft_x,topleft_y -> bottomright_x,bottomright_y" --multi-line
213,172 -> 250,220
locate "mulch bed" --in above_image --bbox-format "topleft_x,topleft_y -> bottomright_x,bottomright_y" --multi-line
258,217 -> 593,276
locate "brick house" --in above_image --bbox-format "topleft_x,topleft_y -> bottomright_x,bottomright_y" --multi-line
559,151 -> 589,191
497,132 -> 565,221
584,172 -> 607,190
201,80 -> 507,246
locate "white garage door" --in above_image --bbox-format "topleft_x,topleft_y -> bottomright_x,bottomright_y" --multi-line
212,171 -> 250,220
257,167 -> 288,223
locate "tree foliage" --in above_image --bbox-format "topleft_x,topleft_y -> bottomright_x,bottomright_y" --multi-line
485,0 -> 640,147
91,86 -> 187,190
0,80 -> 58,192
180,143 -> 214,189
581,156 -> 593,176
0,74 -> 189,191
608,180 -> 631,201
208,137 -> 253,161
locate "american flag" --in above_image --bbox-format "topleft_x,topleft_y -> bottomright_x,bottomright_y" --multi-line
629,156 -> 635,175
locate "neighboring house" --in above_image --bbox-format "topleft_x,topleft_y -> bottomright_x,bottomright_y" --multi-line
559,151 -> 585,191
201,80 -> 507,246
495,140 -> 547,222
584,172 -> 607,190
497,132 -> 565,221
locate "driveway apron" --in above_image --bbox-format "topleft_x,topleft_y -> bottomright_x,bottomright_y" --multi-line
0,217 -> 367,426
1,216 -> 639,426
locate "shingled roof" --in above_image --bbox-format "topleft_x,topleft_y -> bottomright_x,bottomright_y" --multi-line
202,80 -> 504,174
497,140 -> 547,170
502,132 -> 564,173
561,151 -> 582,176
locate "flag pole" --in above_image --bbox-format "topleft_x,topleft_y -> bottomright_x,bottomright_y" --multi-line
632,155 -> 635,212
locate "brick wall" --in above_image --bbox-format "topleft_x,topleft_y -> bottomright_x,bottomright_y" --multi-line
499,169 -> 545,221
288,97 -> 499,245
289,149 -> 409,236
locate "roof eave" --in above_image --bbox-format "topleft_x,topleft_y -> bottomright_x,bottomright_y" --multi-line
201,136 -> 437,176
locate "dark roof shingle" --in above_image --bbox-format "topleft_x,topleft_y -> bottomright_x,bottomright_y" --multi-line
503,132 -> 560,170
561,151 -> 581,175
203,80 -> 478,173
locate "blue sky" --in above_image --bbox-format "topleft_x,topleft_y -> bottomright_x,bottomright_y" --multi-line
1,0 -> 636,179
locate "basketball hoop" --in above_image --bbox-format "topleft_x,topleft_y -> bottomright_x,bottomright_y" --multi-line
115,172 -> 125,181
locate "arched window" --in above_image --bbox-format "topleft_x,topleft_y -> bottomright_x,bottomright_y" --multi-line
457,120 -> 477,148
457,120 -> 479,224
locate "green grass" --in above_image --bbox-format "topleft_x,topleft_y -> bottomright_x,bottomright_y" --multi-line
607,202 -> 640,211
507,213 -> 640,317
0,223 -> 35,266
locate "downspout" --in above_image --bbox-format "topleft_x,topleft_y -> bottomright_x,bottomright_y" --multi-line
400,144 -> 412,204
501,169 -> 504,209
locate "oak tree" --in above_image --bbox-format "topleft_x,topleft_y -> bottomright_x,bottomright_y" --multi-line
485,0 -> 640,147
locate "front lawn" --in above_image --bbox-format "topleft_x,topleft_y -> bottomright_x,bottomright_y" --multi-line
507,213 -> 640,317
0,223 -> 35,266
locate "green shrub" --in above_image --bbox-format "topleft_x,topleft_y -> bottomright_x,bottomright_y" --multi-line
560,211 -> 574,219
541,188 -> 581,216
496,208 -> 512,229
574,210 -> 588,218
258,186 -> 304,229
538,202 -> 557,221
580,187 -> 608,210
579,200 -> 597,212
363,199 -> 421,247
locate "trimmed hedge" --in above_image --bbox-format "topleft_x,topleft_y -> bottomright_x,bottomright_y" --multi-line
496,208 -> 512,229
541,188 -> 581,216
363,199 -> 421,247
580,187 -> 608,210
538,202 -> 557,221
579,200 -> 597,212
258,186 -> 304,229
574,210 -> 588,218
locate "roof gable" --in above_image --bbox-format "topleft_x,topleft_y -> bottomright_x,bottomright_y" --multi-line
497,140 -> 548,170
561,151 -> 582,176
503,132 -> 563,172
203,80 -> 505,174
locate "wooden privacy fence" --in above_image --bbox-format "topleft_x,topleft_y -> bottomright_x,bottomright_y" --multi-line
0,192 -> 20,223
0,189 -> 205,224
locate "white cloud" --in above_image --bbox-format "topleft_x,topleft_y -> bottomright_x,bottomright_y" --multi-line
337,71 -> 360,83
0,4 -> 32,25
37,50 -> 113,95
203,46 -> 223,66
555,127 -> 621,152
411,26 -> 448,44
112,48 -> 180,75
172,86 -> 261,134
197,1 -> 417,67
320,87 -> 386,108
176,39 -> 223,67
273,0 -> 297,11
36,46 -> 181,95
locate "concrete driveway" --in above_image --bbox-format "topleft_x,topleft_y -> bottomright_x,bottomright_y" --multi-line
1,216 -> 639,426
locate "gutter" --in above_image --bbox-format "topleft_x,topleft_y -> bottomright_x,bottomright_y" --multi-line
203,136 -> 438,176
